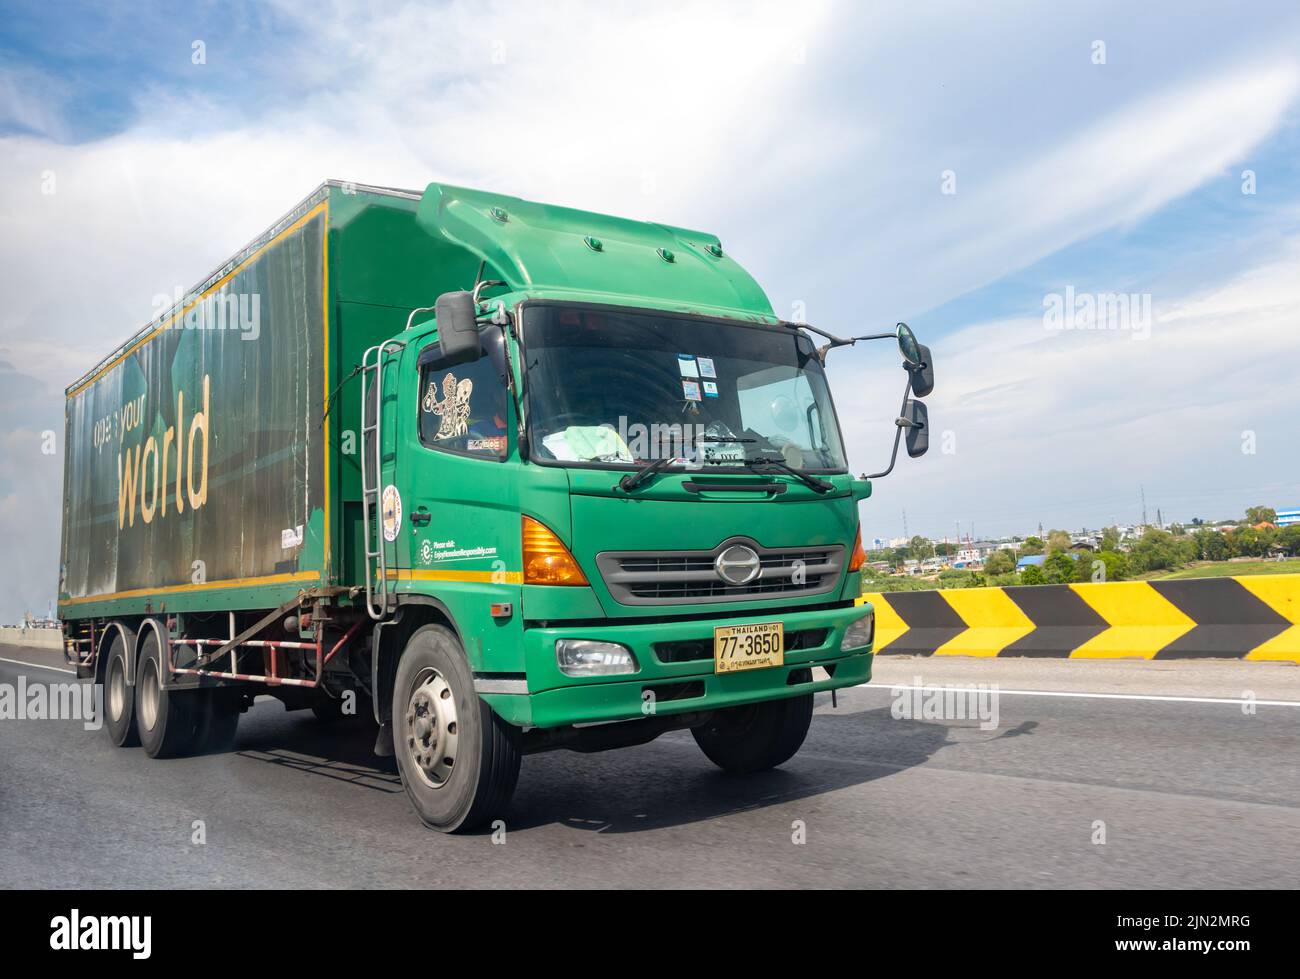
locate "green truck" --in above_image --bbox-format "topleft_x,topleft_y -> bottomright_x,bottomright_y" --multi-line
59,180 -> 934,831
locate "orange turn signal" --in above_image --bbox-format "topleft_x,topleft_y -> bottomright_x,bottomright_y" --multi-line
848,525 -> 867,572
522,516 -> 589,586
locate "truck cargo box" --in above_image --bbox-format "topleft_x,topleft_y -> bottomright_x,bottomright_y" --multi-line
58,181 -> 479,620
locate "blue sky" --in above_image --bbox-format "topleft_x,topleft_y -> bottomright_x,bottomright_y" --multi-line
2,1 -> 1300,618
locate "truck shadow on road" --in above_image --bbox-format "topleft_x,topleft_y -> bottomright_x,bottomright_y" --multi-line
503,698 -> 1016,835
219,694 -> 1032,831
230,710 -> 402,794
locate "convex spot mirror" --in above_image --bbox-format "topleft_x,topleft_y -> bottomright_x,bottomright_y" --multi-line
434,291 -> 482,366
903,400 -> 929,458
896,323 -> 921,366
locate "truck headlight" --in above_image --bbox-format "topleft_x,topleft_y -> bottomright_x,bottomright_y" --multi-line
842,610 -> 874,649
555,639 -> 639,677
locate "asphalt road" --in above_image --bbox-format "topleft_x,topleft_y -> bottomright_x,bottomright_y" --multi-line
2,645 -> 1297,889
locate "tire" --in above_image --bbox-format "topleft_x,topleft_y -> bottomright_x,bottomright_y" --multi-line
135,630 -> 203,759
102,628 -> 139,747
192,689 -> 241,753
391,625 -> 521,833
692,693 -> 814,774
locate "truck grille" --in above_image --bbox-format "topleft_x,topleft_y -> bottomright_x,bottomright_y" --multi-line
596,538 -> 844,606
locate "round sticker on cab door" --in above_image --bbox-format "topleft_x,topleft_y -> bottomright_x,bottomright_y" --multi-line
381,485 -> 402,542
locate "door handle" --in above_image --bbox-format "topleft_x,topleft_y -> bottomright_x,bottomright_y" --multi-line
411,510 -> 431,526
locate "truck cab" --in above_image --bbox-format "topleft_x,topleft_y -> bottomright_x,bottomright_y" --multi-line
361,185 -> 932,831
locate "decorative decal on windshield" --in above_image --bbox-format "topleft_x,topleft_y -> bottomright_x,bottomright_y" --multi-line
422,373 -> 473,440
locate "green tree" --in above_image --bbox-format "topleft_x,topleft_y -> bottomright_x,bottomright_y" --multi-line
1129,527 -> 1194,572
910,535 -> 933,561
1021,536 -> 1045,556
1100,526 -> 1121,551
1043,550 -> 1077,584
1046,529 -> 1073,552
1080,550 -> 1128,583
1019,564 -> 1045,585
1246,506 -> 1278,525
984,549 -> 1016,575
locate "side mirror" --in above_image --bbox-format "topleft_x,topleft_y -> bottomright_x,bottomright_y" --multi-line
434,291 -> 481,365
896,323 -> 921,366
908,343 -> 934,398
903,400 -> 929,458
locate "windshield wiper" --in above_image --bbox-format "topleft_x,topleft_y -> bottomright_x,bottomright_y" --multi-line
616,456 -> 679,492
727,455 -> 835,493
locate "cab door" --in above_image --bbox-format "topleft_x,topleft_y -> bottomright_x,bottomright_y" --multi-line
396,326 -> 523,671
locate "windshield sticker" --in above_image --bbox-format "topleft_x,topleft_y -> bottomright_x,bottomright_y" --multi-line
702,380 -> 719,398
422,373 -> 473,440
677,354 -> 700,378
698,357 -> 716,378
682,379 -> 702,401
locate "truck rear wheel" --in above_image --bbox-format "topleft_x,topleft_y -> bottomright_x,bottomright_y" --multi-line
392,625 -> 521,833
135,632 -> 203,759
103,629 -> 139,747
692,694 -> 814,774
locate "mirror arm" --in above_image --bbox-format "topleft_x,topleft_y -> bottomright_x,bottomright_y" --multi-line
860,374 -> 914,480
781,320 -> 900,362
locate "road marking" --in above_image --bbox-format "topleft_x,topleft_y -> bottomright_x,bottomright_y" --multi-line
0,655 -> 76,675
855,682 -> 1300,707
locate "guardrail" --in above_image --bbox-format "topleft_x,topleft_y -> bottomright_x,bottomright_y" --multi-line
861,573 -> 1300,662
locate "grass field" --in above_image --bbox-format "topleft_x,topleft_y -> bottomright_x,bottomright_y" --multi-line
1151,559 -> 1300,580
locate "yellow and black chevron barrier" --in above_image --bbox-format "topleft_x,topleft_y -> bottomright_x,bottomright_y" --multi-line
860,573 -> 1300,661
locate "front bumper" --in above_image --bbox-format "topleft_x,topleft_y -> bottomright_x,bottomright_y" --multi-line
480,602 -> 872,729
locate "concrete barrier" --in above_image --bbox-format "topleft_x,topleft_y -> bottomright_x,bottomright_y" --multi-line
0,626 -> 64,650
861,573 -> 1300,662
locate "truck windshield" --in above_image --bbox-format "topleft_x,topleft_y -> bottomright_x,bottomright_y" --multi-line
522,304 -> 848,473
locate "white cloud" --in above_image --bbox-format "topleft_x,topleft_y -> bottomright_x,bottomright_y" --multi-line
832,238 -> 1300,537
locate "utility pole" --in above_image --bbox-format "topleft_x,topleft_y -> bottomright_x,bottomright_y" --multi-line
1141,485 -> 1148,528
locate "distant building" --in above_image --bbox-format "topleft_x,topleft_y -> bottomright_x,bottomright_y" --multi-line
1278,508 -> 1300,528
1016,554 -> 1047,569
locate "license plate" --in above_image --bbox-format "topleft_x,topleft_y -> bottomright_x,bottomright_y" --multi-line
713,621 -> 784,674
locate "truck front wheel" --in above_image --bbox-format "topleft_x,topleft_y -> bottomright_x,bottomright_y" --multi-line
392,625 -> 521,833
692,694 -> 814,774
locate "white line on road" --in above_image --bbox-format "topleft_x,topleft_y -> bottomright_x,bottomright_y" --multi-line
856,682 -> 1300,707
0,655 -> 75,675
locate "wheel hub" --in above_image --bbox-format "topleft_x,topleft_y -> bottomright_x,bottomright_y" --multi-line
403,669 -> 459,788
